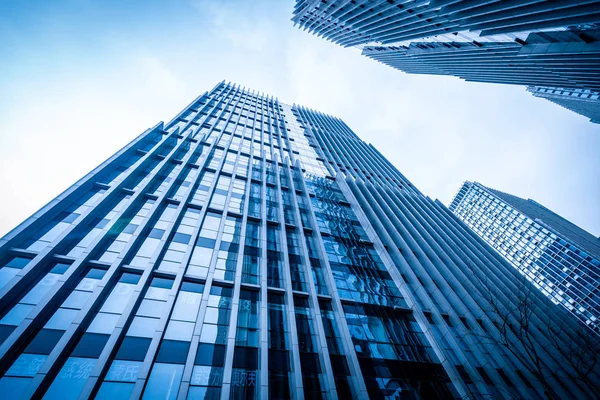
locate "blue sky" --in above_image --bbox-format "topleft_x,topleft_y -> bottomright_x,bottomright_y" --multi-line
0,0 -> 599,237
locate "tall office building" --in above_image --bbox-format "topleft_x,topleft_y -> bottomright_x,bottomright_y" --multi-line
450,182 -> 600,335
0,82 -> 597,399
527,86 -> 600,123
292,1 -> 600,122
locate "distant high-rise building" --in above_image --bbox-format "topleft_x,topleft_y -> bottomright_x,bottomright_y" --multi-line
0,82 -> 597,399
293,1 -> 600,122
527,86 -> 600,123
450,181 -> 600,334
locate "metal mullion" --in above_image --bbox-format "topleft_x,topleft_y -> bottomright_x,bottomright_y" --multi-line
350,177 -> 496,395
344,1 -> 402,28
312,119 -> 368,182
205,84 -> 249,141
266,98 -> 305,398
32,82 -> 233,398
301,107 -> 349,172
22,90 -> 221,399
269,100 -> 283,164
217,89 -> 262,399
0,123 -> 194,371
348,178 -> 497,398
288,105 -> 336,177
463,1 -> 598,29
0,122 -> 165,254
383,185 -> 577,397
163,81 -> 224,131
66,83 -> 242,400
240,89 -> 271,398
364,179 -> 532,397
366,143 -> 418,193
273,161 -> 305,399
294,107 -> 341,176
75,94 -> 242,393
256,94 -> 271,397
307,112 -> 368,183
427,195 -> 596,355
347,3 -> 441,44
321,1 -> 393,46
424,194 -> 594,396
274,103 -> 297,167
217,170 -> 253,399
300,102 -> 415,194
174,87 -> 258,399
0,123 -> 172,306
344,3 -> 433,41
291,164 -> 368,400
7,80 -> 224,265
413,190 -> 586,343
318,114 -> 404,188
280,104 -> 339,395
107,82 -> 243,398
328,128 -> 395,185
283,161 -> 340,399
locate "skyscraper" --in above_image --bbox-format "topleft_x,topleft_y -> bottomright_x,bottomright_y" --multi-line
450,181 -> 600,335
527,86 -> 600,123
292,1 -> 600,122
0,82 -> 597,399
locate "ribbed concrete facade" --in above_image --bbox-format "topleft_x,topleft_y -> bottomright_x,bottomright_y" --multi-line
293,0 -> 600,121
0,82 -> 598,399
450,182 -> 600,335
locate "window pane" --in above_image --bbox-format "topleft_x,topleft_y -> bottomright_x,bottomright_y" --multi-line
20,273 -> 60,305
142,363 -> 184,400
164,320 -> 194,341
105,360 -> 142,382
0,376 -> 31,399
44,308 -> 78,330
6,354 -> 47,377
87,313 -> 120,334
43,357 -> 95,400
187,386 -> 220,400
128,317 -> 159,338
96,382 -> 135,400
0,304 -> 34,326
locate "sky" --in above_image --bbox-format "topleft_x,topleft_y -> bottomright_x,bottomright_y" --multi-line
0,0 -> 599,239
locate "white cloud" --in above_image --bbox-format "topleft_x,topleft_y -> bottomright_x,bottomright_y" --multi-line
0,0 -> 598,239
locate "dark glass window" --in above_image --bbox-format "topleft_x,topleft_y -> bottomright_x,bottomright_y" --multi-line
156,340 -> 191,364
25,329 -> 63,355
116,337 -> 152,361
195,343 -> 226,367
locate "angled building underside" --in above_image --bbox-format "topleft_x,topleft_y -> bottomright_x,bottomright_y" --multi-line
293,0 -> 600,122
362,28 -> 600,92
527,86 -> 600,123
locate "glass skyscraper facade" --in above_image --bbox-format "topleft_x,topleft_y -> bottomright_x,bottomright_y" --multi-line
0,82 -> 598,399
292,1 -> 600,122
450,181 -> 600,335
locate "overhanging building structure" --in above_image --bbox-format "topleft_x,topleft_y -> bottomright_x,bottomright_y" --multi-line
0,82 -> 598,399
450,181 -> 600,335
527,86 -> 600,123
292,0 -> 600,123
